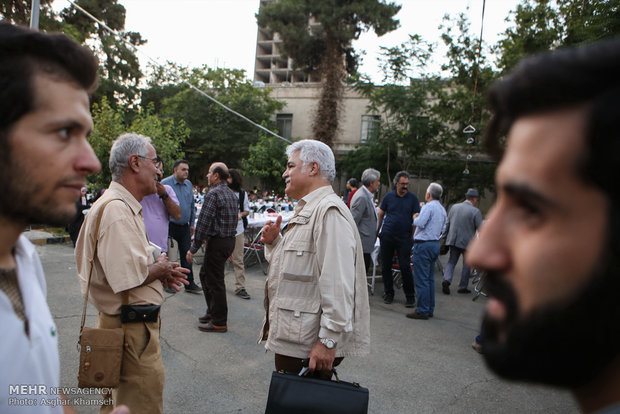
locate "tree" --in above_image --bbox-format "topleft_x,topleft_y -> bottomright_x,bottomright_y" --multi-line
59,0 -> 145,107
88,98 -> 189,189
1,0 -> 145,108
256,0 -> 401,147
242,135 -> 288,194
496,0 -> 620,73
148,65 -> 284,183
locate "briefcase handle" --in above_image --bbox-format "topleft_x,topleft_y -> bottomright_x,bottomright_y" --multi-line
299,358 -> 340,382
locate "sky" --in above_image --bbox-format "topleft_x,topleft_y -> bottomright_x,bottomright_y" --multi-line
56,0 -> 522,83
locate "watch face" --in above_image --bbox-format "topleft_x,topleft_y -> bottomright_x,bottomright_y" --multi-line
322,338 -> 335,349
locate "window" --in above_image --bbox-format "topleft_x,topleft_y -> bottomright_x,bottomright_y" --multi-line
276,113 -> 293,139
360,115 -> 381,142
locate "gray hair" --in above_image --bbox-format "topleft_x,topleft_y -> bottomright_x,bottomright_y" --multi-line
427,182 -> 443,200
109,133 -> 152,181
361,168 -> 380,186
392,171 -> 410,187
286,139 -> 336,183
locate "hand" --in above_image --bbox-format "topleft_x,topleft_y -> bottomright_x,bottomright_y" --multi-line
308,340 -> 336,372
413,213 -> 420,219
160,261 -> 190,292
190,226 -> 195,236
155,181 -> 166,197
260,215 -> 282,245
110,406 -> 130,414
186,251 -> 194,263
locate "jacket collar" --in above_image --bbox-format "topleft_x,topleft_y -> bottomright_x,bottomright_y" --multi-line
292,185 -> 334,222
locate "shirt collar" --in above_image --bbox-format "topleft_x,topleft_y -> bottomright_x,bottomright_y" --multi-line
108,181 -> 143,216
294,185 -> 333,217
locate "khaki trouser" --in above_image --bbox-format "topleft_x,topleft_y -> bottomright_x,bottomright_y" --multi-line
231,232 -> 246,292
97,312 -> 164,414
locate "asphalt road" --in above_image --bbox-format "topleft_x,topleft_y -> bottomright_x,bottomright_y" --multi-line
35,242 -> 578,414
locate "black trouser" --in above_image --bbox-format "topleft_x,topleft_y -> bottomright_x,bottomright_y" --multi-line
168,223 -> 195,285
379,234 -> 415,300
199,236 -> 235,326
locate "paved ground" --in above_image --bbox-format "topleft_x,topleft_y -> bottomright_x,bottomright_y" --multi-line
35,241 -> 578,414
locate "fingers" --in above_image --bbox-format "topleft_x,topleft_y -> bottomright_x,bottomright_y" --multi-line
275,215 -> 283,227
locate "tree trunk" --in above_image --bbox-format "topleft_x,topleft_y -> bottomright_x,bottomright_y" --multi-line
312,27 -> 345,148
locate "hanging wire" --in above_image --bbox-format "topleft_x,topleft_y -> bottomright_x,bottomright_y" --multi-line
463,0 -> 486,175
65,0 -> 291,144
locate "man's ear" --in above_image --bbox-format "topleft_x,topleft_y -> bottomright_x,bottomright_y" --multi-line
129,155 -> 141,173
308,162 -> 319,176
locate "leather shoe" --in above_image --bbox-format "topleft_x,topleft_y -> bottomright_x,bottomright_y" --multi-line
198,321 -> 227,332
406,311 -> 429,320
458,288 -> 472,294
185,283 -> 202,294
442,280 -> 450,295
198,313 -> 212,324
383,293 -> 394,304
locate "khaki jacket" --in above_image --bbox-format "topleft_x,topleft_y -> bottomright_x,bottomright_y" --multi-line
259,186 -> 370,359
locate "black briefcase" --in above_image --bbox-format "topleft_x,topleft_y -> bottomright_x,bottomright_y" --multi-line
265,369 -> 369,414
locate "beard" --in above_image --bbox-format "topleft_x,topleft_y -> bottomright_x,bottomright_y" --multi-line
0,149 -> 77,226
480,254 -> 620,389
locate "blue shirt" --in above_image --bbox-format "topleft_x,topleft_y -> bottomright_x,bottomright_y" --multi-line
379,191 -> 420,240
161,175 -> 195,226
413,199 -> 447,241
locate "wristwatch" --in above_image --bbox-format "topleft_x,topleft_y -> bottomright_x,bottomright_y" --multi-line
159,193 -> 169,200
319,338 -> 336,349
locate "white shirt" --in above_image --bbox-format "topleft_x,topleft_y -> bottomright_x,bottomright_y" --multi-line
1,236 -> 62,413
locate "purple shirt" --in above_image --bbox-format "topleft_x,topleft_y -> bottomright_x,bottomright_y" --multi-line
140,185 -> 179,252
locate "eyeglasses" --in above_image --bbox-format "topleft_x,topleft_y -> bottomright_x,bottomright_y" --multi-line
136,155 -> 160,166
398,182 -> 409,187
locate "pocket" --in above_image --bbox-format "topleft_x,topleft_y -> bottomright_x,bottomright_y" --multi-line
275,296 -> 321,346
280,239 -> 317,280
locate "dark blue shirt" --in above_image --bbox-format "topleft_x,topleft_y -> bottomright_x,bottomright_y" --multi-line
161,175 -> 195,226
379,191 -> 421,240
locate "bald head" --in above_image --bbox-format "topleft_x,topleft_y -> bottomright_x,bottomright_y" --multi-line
207,162 -> 229,186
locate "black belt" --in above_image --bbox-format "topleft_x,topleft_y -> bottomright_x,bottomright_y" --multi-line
414,239 -> 439,244
208,235 -> 235,239
170,222 -> 189,227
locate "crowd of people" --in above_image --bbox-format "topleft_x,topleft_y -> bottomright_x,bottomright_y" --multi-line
2,20 -> 620,414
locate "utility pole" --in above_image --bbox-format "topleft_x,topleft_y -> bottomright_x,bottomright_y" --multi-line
30,0 -> 40,30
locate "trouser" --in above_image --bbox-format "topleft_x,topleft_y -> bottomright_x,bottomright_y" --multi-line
379,234 -> 415,300
97,312 -> 164,414
231,232 -> 246,292
168,223 -> 195,285
275,354 -> 344,380
413,240 -> 440,316
442,246 -> 471,289
363,253 -> 372,273
199,236 -> 236,326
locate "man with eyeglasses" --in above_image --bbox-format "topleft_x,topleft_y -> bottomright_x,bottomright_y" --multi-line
140,157 -> 181,257
377,171 -> 420,307
75,133 -> 189,413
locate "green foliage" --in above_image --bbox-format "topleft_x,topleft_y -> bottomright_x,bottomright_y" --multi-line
147,65 -> 284,182
256,0 -> 401,146
88,98 -> 189,189
88,98 -> 125,188
59,0 -> 145,107
496,0 -> 620,73
242,135 -> 288,194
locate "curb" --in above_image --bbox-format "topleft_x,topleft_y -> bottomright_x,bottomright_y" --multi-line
30,236 -> 71,246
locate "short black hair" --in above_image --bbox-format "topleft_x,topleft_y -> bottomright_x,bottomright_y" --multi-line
484,38 -> 620,255
0,22 -> 98,155
173,159 -> 189,169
